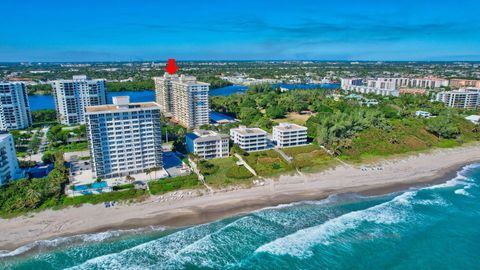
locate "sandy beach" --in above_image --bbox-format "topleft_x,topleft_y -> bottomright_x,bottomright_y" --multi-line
1,145 -> 479,251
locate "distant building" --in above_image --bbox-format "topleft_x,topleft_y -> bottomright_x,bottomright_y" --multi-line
340,78 -> 363,89
51,75 -> 108,125
0,133 -> 23,185
272,123 -> 308,148
0,82 -> 32,130
153,74 -> 209,129
368,77 -> 448,89
465,115 -> 480,124
436,88 -> 480,109
230,125 -> 268,152
344,85 -> 400,97
449,79 -> 480,89
415,111 -> 432,118
85,96 -> 163,179
186,130 -> 229,159
363,99 -> 379,107
399,88 -> 427,95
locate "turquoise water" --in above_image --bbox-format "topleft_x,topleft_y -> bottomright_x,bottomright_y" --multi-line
2,164 -> 479,269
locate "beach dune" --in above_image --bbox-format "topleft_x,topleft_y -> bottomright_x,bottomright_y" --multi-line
0,145 -> 479,251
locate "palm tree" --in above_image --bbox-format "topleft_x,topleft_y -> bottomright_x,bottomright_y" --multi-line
145,168 -> 152,181
26,188 -> 42,208
126,175 -> 135,184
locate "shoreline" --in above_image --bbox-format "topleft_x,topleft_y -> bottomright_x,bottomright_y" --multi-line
0,145 -> 479,252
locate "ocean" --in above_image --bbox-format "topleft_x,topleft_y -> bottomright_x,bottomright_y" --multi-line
1,163 -> 479,269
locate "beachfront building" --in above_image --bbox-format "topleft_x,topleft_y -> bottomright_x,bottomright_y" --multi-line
344,85 -> 400,97
435,89 -> 480,109
0,133 -> 23,185
186,130 -> 229,159
0,82 -> 32,130
51,75 -> 108,125
154,74 -> 209,129
85,96 -> 163,179
230,125 -> 268,152
272,123 -> 308,148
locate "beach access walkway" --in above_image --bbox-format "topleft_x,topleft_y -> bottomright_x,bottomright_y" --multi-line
234,153 -> 258,176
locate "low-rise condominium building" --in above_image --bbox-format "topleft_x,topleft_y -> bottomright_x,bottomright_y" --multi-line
230,125 -> 268,152
186,130 -> 229,159
272,123 -> 308,148
85,96 -> 163,179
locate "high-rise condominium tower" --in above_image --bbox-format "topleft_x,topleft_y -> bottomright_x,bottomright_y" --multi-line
51,75 -> 107,125
0,82 -> 32,130
85,96 -> 163,179
153,74 -> 209,129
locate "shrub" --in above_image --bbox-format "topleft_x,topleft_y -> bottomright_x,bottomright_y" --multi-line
225,166 -> 253,179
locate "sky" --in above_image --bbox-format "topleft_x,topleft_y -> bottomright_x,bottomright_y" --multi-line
1,0 -> 480,62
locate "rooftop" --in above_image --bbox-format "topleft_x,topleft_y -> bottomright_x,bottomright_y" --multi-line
274,123 -> 307,132
231,126 -> 267,136
85,102 -> 160,113
187,129 -> 229,142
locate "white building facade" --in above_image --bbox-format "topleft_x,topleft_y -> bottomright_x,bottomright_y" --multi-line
340,78 -> 363,90
51,75 -> 108,125
154,74 -> 209,129
273,123 -> 308,148
230,126 -> 268,152
0,82 -> 32,130
368,78 -> 449,89
436,89 -> 480,109
85,97 -> 163,179
0,133 -> 22,185
344,85 -> 400,97
186,130 -> 229,159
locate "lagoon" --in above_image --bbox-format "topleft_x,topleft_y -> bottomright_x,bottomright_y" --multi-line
28,83 -> 339,111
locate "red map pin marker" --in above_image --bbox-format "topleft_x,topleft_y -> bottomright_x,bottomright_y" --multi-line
165,59 -> 179,75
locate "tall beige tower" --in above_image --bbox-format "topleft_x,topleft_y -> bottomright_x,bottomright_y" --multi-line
153,74 -> 210,129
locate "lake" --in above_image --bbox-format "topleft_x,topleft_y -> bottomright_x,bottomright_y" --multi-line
28,83 -> 339,111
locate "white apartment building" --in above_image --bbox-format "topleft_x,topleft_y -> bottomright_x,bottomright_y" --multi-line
0,133 -> 23,185
51,75 -> 108,125
230,126 -> 268,152
367,77 -> 448,89
0,82 -> 32,130
272,123 -> 308,148
344,85 -> 400,97
436,88 -> 480,109
186,130 -> 229,159
85,96 -> 163,179
340,78 -> 363,90
154,74 -> 209,129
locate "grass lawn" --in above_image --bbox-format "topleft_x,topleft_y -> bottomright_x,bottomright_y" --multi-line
243,150 -> 294,177
282,144 -> 337,173
50,141 -> 88,153
148,174 -> 200,195
203,157 -> 254,188
273,112 -> 313,126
